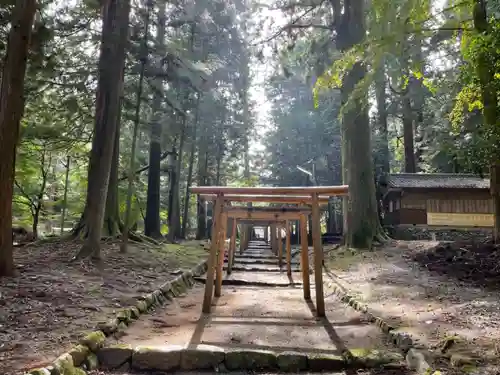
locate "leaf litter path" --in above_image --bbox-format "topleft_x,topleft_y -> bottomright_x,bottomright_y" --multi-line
108,240 -> 403,366
0,239 -> 208,375
324,240 -> 500,374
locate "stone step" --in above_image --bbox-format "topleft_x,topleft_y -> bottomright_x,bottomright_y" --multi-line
224,265 -> 303,273
194,271 -> 303,287
97,342 -> 404,372
239,253 -> 274,258
225,258 -> 300,265
232,253 -> 276,259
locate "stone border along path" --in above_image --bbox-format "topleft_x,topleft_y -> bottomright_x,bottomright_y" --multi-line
26,259 -> 209,375
77,239 -> 420,374
323,272 -> 444,375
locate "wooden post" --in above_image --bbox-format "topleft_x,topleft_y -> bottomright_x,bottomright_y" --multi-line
228,219 -> 237,274
215,212 -> 227,297
299,214 -> 310,300
264,226 -> 269,243
269,224 -> 275,253
202,197 -> 223,313
286,220 -> 291,276
311,193 -> 325,317
239,224 -> 245,254
277,225 -> 283,268
245,225 -> 252,248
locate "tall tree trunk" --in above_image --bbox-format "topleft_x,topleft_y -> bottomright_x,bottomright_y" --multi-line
402,95 -> 416,173
374,65 -> 390,175
195,147 -> 208,239
242,61 -> 253,243
121,1 -> 149,252
60,155 -> 71,235
182,98 -> 199,238
32,206 -> 40,239
215,145 -> 222,185
103,110 -> 122,236
0,0 -> 37,277
144,0 -> 166,238
174,124 -> 186,239
73,0 -> 131,259
33,150 -> 49,240
337,0 -> 385,248
168,113 -> 187,241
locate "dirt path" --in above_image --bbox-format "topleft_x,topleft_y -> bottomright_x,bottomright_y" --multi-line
324,240 -> 500,373
108,241 -> 402,364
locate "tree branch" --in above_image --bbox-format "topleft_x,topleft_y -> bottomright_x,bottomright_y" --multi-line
251,2 -> 329,46
14,180 -> 35,208
118,149 -> 176,181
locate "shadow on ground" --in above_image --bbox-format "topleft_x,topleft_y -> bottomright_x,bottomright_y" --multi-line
186,296 -> 364,356
323,243 -> 500,372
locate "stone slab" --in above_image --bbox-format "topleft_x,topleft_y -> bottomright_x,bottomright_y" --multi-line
228,258 -> 299,265
231,253 -> 277,259
195,271 -> 304,286
225,265 -> 302,273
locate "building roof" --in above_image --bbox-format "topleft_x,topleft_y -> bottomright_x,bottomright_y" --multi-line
387,173 -> 490,190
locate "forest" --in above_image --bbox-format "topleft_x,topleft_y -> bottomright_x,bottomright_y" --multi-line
0,0 -> 499,373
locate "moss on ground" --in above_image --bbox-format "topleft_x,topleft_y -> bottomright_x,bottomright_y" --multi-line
325,246 -> 383,271
150,240 -> 208,269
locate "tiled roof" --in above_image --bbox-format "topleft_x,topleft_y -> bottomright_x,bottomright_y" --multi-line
387,173 -> 490,189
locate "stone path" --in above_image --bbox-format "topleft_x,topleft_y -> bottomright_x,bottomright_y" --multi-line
95,240 -> 409,372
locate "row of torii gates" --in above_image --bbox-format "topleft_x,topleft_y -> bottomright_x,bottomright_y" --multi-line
190,185 -> 348,318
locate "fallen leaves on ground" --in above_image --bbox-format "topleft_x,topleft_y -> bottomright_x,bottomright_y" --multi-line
0,238 -> 207,375
412,239 -> 500,291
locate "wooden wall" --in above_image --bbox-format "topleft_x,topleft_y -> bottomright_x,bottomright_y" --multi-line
401,190 -> 493,214
388,188 -> 494,227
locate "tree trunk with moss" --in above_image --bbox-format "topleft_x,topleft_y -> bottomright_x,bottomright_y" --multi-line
103,114 -> 122,237
72,0 -> 131,259
0,0 -> 37,276
336,0 -> 385,248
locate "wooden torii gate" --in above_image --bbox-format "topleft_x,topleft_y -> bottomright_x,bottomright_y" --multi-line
190,185 -> 348,317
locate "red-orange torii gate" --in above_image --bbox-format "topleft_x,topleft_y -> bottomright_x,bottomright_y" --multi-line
190,185 -> 349,317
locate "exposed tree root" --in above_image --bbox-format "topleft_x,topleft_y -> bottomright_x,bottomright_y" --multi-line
71,236 -> 101,262
372,231 -> 391,246
70,217 -> 89,240
69,207 -> 168,261
14,235 -> 72,248
128,231 -> 162,245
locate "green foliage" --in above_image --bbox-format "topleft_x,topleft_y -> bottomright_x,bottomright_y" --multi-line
449,15 -> 500,168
